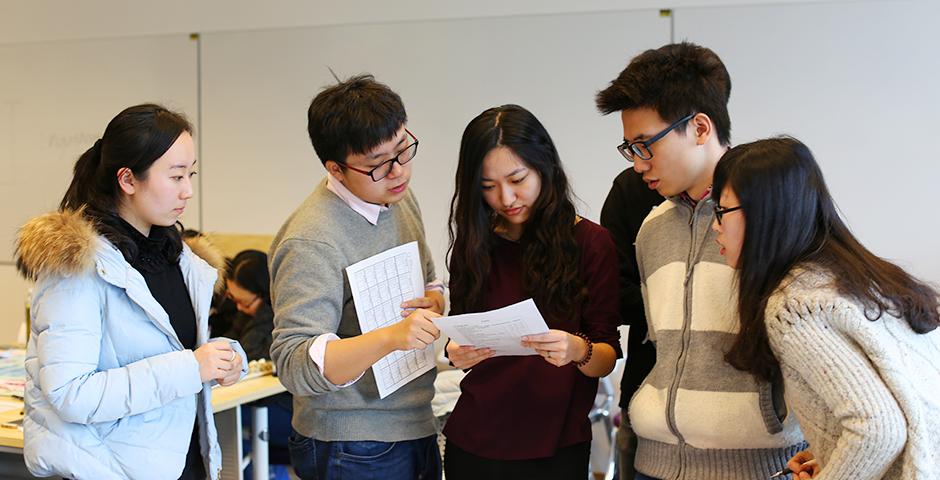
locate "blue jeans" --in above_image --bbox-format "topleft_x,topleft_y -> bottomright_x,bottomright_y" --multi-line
288,429 -> 441,480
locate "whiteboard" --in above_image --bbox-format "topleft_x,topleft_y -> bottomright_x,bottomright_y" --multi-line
199,9 -> 670,275
0,34 -> 200,264
676,0 -> 940,285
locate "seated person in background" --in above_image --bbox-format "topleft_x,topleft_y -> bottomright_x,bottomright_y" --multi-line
208,291 -> 239,339
443,104 -> 621,480
225,249 -> 274,361
225,249 -> 293,469
711,137 -> 940,480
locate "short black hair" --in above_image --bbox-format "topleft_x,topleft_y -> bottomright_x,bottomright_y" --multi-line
306,74 -> 407,165
596,42 -> 732,146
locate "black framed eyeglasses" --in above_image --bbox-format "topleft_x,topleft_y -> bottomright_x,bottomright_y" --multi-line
344,129 -> 419,182
713,204 -> 743,225
225,290 -> 259,309
617,113 -> 696,162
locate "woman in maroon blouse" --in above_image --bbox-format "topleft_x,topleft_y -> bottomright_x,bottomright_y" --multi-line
443,104 -> 622,479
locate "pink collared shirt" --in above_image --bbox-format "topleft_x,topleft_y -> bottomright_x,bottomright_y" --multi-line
326,174 -> 389,226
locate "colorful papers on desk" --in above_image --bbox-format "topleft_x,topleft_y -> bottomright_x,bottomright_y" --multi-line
0,380 -> 24,399
0,349 -> 26,398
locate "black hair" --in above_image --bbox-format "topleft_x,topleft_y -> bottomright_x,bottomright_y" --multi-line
447,104 -> 585,322
596,42 -> 732,146
306,74 -> 407,165
225,249 -> 271,305
60,103 -> 193,263
713,136 -> 939,382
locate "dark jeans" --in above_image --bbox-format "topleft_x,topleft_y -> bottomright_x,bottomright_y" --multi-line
288,429 -> 441,480
634,473 -> 660,480
444,439 -> 590,480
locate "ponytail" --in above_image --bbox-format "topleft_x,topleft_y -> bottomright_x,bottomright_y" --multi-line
60,138 -> 106,211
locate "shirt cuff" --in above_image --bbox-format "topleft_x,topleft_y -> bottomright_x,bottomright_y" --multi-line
425,278 -> 445,294
307,333 -> 363,388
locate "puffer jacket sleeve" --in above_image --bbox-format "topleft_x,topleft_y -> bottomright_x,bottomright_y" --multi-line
33,274 -> 204,425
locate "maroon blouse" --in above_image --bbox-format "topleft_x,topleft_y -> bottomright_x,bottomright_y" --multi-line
443,219 -> 622,460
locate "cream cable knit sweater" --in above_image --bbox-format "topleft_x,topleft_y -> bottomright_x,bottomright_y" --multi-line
765,271 -> 940,480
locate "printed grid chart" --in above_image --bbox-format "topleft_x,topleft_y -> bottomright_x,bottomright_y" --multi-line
346,242 -> 435,398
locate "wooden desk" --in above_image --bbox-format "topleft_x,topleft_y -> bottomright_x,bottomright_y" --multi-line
0,374 -> 287,479
212,375 -> 288,480
0,402 -> 23,451
213,374 -> 286,412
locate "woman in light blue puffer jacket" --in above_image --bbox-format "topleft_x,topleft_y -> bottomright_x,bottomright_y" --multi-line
14,104 -> 248,480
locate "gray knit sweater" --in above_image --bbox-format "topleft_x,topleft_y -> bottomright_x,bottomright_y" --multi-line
269,180 -> 437,442
766,270 -> 940,480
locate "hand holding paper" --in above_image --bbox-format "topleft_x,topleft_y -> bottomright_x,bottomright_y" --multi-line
384,308 -> 441,350
346,242 -> 436,399
446,341 -> 494,369
434,299 -> 549,357
521,330 -> 587,367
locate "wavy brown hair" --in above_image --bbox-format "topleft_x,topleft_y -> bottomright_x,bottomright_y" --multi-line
447,105 -> 585,322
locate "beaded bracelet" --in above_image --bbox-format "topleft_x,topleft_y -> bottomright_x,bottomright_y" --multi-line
573,332 -> 593,367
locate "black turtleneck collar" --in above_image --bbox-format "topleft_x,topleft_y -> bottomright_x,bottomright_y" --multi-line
106,215 -> 179,274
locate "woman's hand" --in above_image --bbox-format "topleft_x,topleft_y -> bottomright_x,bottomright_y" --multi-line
521,330 -> 587,367
788,450 -> 820,479
194,341 -> 240,384
446,340 -> 493,369
216,350 -> 243,386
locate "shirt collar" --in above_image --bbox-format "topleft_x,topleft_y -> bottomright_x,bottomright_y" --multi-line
679,185 -> 713,207
326,174 -> 389,226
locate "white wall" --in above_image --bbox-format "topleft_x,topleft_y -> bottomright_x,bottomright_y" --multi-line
676,0 -> 940,284
0,0 -> 856,44
0,34 -> 198,344
198,9 -> 669,280
0,0 -> 936,344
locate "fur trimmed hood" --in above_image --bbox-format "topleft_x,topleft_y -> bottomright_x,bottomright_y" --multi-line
183,233 -> 226,292
15,210 -> 225,286
15,209 -> 99,281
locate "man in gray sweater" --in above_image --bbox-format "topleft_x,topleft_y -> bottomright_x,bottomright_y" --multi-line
269,74 -> 444,480
595,43 -> 806,479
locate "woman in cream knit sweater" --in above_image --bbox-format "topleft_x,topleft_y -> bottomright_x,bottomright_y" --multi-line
710,137 -> 940,479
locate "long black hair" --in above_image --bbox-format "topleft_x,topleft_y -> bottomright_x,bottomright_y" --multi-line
60,103 -> 193,262
713,136 -> 939,382
447,104 -> 585,321
225,250 -> 271,305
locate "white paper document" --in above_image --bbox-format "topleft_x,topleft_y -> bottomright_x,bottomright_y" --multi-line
435,299 -> 550,357
346,241 -> 435,399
